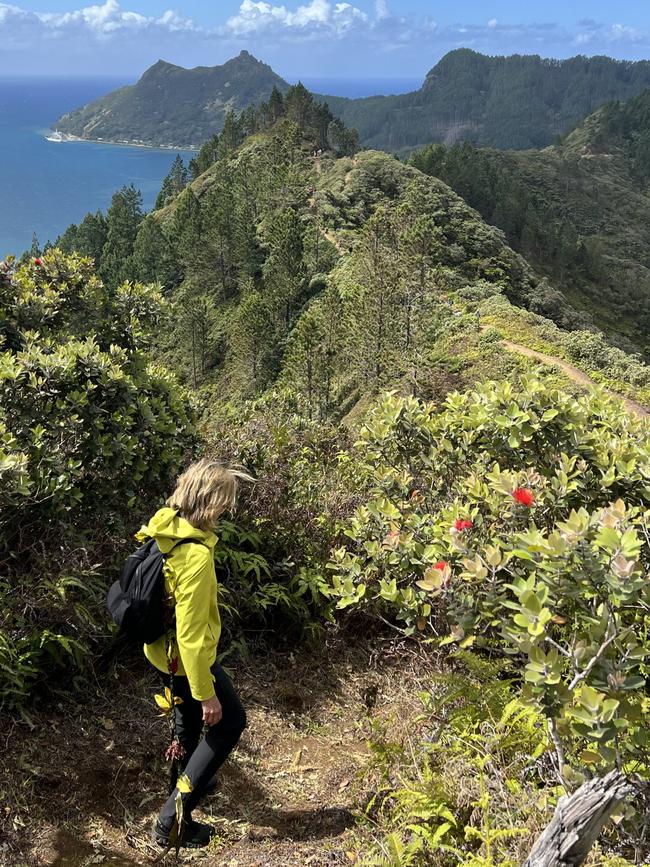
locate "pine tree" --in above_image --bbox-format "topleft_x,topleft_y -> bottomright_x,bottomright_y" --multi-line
74,212 -> 109,264
155,155 -> 189,209
99,185 -> 143,288
268,86 -> 285,125
131,216 -> 180,288
200,168 -> 237,300
344,205 -> 402,383
262,207 -> 306,335
230,281 -> 274,392
189,135 -> 220,180
219,111 -> 242,157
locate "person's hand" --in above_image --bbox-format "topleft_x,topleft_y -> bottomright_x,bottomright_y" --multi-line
201,695 -> 222,726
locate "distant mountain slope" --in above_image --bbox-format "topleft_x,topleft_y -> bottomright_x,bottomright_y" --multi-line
409,90 -> 650,354
324,49 -> 650,152
55,51 -> 289,148
55,49 -> 650,153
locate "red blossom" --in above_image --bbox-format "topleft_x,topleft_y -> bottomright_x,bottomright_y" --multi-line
433,561 -> 448,571
513,487 -> 535,507
454,519 -> 473,532
33,258 -> 43,266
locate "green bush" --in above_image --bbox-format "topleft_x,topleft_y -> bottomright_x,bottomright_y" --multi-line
359,657 -> 548,867
0,251 -> 196,708
328,380 -> 650,782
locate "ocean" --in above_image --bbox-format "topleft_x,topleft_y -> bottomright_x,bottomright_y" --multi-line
0,76 -> 422,257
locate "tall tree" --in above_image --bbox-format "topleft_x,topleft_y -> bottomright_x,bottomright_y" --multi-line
131,216 -> 179,288
262,207 -> 306,335
99,185 -> 143,288
155,155 -> 190,209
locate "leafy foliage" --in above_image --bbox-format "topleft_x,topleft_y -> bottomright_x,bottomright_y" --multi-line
328,380 -> 650,783
0,251 -> 196,708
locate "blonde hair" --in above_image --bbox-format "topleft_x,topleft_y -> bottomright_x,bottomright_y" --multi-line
167,459 -> 255,530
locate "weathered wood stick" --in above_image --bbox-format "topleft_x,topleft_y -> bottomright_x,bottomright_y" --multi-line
524,770 -> 634,867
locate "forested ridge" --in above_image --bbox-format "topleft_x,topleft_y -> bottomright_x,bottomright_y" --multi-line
3,77 -> 650,867
55,48 -> 650,153
409,89 -> 650,357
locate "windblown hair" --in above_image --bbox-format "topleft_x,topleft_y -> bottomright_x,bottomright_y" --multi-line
167,459 -> 255,531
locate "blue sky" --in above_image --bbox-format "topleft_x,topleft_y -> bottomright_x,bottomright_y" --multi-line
2,1 -> 650,79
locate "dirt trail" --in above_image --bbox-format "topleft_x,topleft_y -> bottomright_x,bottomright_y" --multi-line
6,642 -> 428,867
485,329 -> 649,418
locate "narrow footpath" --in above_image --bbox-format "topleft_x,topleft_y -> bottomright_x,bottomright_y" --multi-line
486,330 -> 648,418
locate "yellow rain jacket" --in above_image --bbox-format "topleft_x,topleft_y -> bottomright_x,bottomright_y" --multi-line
138,508 -> 221,701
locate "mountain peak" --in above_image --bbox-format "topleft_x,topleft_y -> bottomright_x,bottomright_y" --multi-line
139,59 -> 181,81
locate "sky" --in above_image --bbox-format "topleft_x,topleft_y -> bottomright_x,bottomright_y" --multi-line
2,0 -> 650,80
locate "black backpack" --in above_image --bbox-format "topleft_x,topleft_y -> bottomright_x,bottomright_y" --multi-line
107,538 -> 199,644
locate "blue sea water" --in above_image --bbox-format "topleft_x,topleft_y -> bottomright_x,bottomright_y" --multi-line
301,77 -> 422,98
0,77 -> 197,257
0,76 -> 421,257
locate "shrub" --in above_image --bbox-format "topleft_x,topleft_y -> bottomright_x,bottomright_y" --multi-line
329,380 -> 650,783
0,251 -> 196,708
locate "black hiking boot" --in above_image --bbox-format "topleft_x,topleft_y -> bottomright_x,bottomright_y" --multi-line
152,817 -> 215,849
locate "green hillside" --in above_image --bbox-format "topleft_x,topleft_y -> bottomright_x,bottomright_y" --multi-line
57,90 -> 649,414
55,49 -> 650,152
409,90 -> 650,355
324,49 -> 650,152
55,51 -> 289,148
5,90 -> 650,866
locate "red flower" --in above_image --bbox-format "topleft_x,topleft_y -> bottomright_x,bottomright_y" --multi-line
33,258 -> 42,266
454,519 -> 473,532
513,487 -> 534,507
434,561 -> 448,571
170,657 -> 179,675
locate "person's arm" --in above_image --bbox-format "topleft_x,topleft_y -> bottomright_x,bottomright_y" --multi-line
173,548 -> 217,703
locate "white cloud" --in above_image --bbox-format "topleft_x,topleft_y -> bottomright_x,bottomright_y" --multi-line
2,1 -> 650,76
224,0 -> 366,37
573,19 -> 646,47
0,0 -> 198,37
375,0 -> 389,20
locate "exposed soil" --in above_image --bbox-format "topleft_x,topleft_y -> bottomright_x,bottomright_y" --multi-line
0,636 -> 432,867
482,328 -> 649,418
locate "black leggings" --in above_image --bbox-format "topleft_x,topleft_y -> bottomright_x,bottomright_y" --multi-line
158,661 -> 246,825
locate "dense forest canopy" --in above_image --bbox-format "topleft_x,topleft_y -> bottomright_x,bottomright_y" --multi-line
408,91 -> 650,355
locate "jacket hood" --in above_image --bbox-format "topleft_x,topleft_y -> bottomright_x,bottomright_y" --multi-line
136,507 -> 217,553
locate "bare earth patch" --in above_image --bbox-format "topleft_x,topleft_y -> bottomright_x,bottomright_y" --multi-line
0,636 -> 432,867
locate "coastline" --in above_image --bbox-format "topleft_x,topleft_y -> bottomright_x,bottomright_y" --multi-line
44,130 -> 199,153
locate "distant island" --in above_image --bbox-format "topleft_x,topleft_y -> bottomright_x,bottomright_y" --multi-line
54,48 -> 650,153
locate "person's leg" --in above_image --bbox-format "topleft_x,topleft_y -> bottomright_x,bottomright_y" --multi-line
157,662 -> 246,828
162,673 -> 203,793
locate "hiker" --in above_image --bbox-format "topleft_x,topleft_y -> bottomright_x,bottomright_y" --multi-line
139,460 -> 254,849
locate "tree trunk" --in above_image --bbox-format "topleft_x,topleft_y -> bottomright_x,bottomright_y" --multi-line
524,771 -> 634,867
